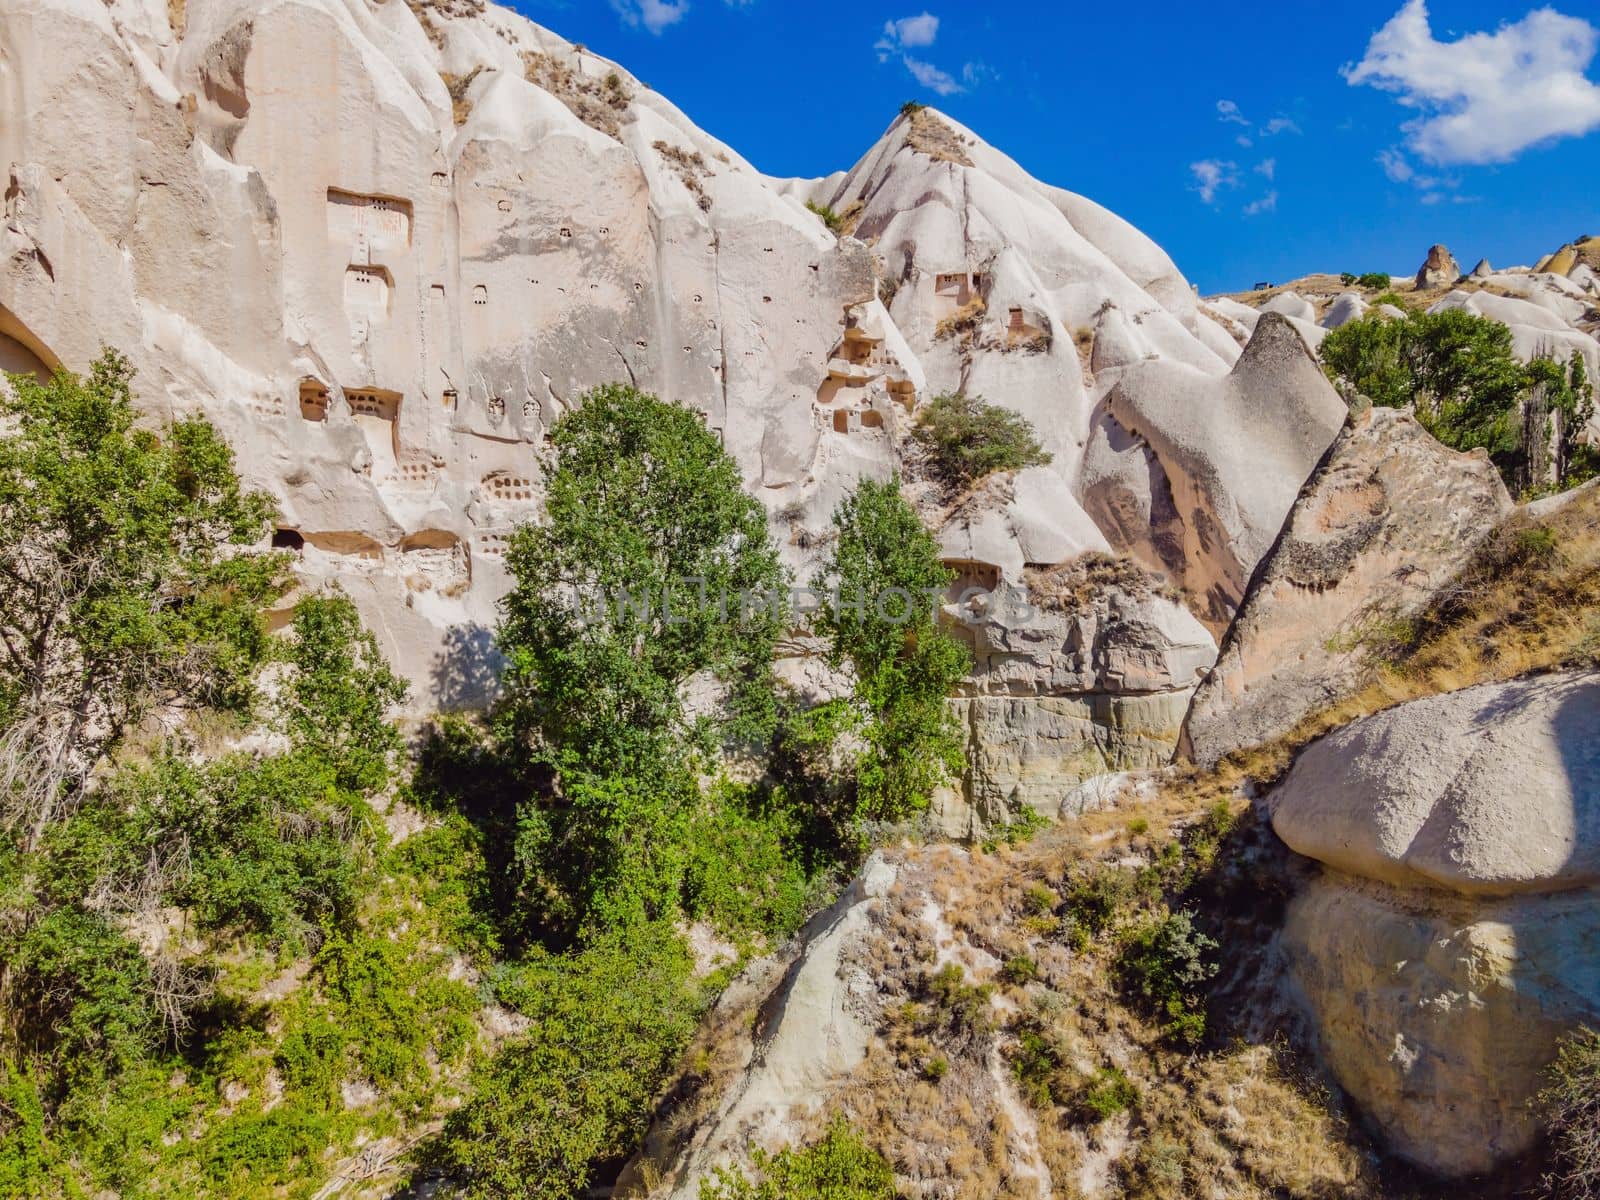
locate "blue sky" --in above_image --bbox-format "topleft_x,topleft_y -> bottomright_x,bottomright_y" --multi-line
511,1 -> 1600,294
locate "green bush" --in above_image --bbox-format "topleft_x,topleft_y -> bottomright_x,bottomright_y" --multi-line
910,391 -> 1051,491
1116,909 -> 1218,1046
1010,1024 -> 1060,1108
435,928 -> 705,1200
805,199 -> 844,234
1001,955 -> 1040,986
1074,1066 -> 1139,1122
700,1116 -> 897,1199
1356,272 -> 1391,289
899,101 -> 927,117
1540,1026 -> 1600,1198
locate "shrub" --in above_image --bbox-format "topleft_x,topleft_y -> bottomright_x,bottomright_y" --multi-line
910,391 -> 1051,491
700,1116 -> 897,1199
1356,272 -> 1391,289
805,199 -> 843,235
1541,1026 -> 1600,1198
1001,956 -> 1040,986
899,100 -> 927,117
1073,1066 -> 1139,1122
1010,1024 -> 1060,1108
436,928 -> 704,1200
1117,909 -> 1218,1046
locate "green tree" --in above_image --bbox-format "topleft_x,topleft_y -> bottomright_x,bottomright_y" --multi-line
910,391 -> 1051,492
494,384 -> 799,940
700,1117 -> 898,1200
434,927 -> 705,1200
278,593 -> 407,792
0,351 -> 283,848
1321,309 -> 1596,492
817,478 -> 969,821
497,383 -> 786,776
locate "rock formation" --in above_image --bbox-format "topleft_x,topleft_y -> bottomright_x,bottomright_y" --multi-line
1273,672 -> 1600,1175
1183,406 -> 1512,766
1413,243 -> 1461,290
0,0 -> 1365,822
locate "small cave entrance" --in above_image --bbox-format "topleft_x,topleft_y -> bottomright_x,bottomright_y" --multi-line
271,527 -> 305,552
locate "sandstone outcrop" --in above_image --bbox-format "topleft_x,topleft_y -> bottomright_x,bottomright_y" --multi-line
1413,243 -> 1461,289
1272,672 -> 1600,1175
1083,313 -> 1347,628
931,566 -> 1214,830
1183,406 -> 1512,766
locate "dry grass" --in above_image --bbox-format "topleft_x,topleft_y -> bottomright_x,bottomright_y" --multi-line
440,66 -> 482,126
652,141 -> 713,212
814,802 -> 1387,1200
904,108 -> 975,167
522,51 -> 632,141
1191,484 -> 1600,799
1025,553 -> 1179,616
935,297 -> 986,342
167,0 -> 186,35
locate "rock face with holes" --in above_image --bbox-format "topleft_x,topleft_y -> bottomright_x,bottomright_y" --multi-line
1272,672 -> 1600,1176
1182,406 -> 1512,767
0,0 -> 1350,809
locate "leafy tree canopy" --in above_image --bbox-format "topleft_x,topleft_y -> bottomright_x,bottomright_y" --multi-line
910,391 -> 1051,492
497,382 -> 786,777
0,351 -> 283,847
817,477 -> 969,822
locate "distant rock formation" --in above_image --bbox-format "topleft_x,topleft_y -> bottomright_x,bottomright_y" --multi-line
1414,243 -> 1461,289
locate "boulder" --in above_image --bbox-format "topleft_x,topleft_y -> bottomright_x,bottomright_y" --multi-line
1414,243 -> 1461,290
1274,672 -> 1600,1176
1183,407 -> 1511,767
1469,257 -> 1493,279
1284,878 -> 1600,1176
1272,672 -> 1600,895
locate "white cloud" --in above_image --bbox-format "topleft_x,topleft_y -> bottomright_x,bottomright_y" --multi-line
904,57 -> 962,95
1190,159 -> 1239,204
1217,99 -> 1251,126
1262,116 -> 1302,136
878,12 -> 940,51
875,11 -> 979,96
1377,146 -> 1414,181
1344,0 -> 1600,164
1245,190 -> 1279,215
1235,134 -> 1254,148
610,0 -> 688,34
1256,158 -> 1277,180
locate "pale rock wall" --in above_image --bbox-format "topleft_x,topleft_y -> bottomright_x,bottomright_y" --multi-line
1183,406 -> 1512,767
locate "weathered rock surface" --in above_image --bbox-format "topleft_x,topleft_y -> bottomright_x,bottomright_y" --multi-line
1273,672 -> 1600,1175
1083,313 -> 1348,628
1284,878 -> 1600,1176
1273,673 -> 1600,896
1414,243 -> 1461,289
1183,407 -> 1512,767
